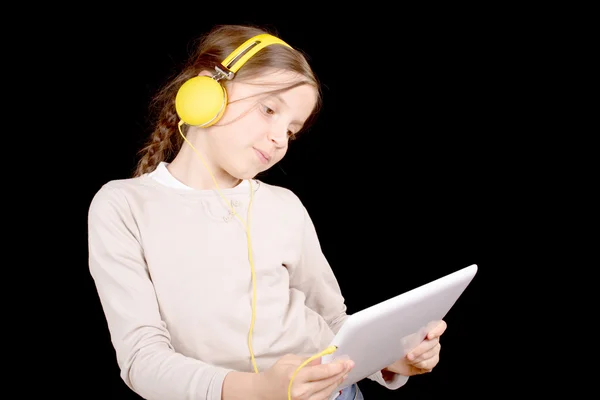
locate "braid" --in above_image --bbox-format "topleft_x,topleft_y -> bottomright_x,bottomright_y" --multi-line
133,104 -> 183,177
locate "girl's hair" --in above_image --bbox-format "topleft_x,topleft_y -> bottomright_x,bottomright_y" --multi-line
133,24 -> 322,177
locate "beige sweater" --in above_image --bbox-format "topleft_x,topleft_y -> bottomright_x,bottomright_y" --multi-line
87,164 -> 407,400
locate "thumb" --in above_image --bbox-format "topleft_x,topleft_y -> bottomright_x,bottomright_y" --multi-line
307,356 -> 322,366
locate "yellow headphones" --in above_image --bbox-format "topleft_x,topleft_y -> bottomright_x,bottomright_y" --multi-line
175,33 -> 292,127
174,33 -> 339,399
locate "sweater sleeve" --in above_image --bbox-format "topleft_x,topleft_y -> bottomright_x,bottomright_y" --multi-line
87,185 -> 233,400
288,205 -> 349,335
289,205 -> 409,390
367,370 -> 409,389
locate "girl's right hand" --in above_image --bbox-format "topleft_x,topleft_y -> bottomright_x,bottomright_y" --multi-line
256,354 -> 354,400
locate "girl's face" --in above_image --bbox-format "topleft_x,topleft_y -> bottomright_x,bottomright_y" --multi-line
192,69 -> 318,180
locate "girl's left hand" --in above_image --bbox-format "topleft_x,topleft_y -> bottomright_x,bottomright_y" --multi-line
382,320 -> 447,379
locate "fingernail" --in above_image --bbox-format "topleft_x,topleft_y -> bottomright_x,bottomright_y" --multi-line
343,374 -> 348,380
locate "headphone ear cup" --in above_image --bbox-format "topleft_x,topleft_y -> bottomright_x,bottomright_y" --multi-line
175,76 -> 227,127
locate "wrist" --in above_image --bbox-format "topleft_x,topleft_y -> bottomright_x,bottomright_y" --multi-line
252,371 -> 269,399
253,371 -> 276,400
222,371 -> 264,400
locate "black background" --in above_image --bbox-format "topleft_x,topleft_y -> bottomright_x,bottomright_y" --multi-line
32,4 -> 587,399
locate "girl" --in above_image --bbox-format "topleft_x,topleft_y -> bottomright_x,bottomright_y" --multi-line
88,24 -> 445,400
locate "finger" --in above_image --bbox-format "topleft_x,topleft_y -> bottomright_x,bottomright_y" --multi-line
308,357 -> 322,366
407,365 -> 434,375
303,359 -> 349,382
409,342 -> 441,364
427,320 -> 447,340
407,338 -> 439,361
411,351 -> 440,371
307,365 -> 350,397
308,372 -> 349,400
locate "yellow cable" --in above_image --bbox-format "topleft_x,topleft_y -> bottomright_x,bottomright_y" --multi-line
179,121 -> 258,373
178,121 -> 338,398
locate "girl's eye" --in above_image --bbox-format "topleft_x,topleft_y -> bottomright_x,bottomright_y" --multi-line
261,104 -> 297,140
263,105 -> 275,115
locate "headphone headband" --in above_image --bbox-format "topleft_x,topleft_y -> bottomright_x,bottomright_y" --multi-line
175,33 -> 292,127
216,34 -> 292,80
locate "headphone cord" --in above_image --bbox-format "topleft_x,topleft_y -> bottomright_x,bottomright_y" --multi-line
178,121 -> 338,399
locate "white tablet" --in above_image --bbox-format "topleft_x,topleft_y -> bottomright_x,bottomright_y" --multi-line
322,264 -> 478,392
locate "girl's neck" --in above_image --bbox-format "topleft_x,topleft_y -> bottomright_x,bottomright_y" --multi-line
167,145 -> 242,191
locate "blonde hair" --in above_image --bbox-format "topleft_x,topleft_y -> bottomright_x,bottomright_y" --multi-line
133,24 -> 321,177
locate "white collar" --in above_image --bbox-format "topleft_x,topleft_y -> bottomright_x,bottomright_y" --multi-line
148,162 -> 249,190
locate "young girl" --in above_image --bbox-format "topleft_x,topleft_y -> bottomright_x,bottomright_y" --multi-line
88,24 -> 446,400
